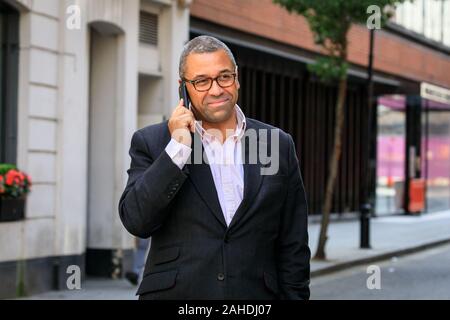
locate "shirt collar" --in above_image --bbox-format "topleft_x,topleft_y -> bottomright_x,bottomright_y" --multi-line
195,104 -> 247,142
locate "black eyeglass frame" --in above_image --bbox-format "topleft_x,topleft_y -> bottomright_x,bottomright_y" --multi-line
182,73 -> 237,92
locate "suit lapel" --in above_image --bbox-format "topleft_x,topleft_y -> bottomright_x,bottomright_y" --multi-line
228,121 -> 265,230
185,132 -> 227,228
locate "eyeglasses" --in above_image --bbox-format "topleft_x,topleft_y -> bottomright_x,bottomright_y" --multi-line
183,73 -> 237,92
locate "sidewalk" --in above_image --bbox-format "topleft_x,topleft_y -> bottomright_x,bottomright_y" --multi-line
309,210 -> 450,276
22,210 -> 450,299
20,278 -> 137,300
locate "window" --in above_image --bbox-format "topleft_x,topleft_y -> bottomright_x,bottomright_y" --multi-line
0,3 -> 19,164
139,11 -> 158,46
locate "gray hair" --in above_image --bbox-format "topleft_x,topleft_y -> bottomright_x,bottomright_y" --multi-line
178,35 -> 237,79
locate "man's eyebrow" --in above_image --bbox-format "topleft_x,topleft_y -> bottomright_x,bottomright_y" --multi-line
192,69 -> 235,79
192,73 -> 208,79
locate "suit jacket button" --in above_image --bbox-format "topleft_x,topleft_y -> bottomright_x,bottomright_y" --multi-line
217,273 -> 225,281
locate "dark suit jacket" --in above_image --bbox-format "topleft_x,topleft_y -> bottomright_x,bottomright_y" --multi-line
118,118 -> 310,300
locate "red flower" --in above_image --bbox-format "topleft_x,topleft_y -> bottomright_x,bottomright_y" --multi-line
6,170 -> 16,185
5,170 -> 23,186
1,167 -> 32,196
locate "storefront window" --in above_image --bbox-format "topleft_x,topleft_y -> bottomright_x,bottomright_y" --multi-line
421,99 -> 450,212
376,95 -> 407,215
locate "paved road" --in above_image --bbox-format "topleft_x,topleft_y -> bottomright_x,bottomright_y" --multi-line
23,243 -> 450,300
310,243 -> 450,300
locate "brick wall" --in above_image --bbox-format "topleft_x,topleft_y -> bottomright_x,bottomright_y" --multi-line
191,0 -> 450,89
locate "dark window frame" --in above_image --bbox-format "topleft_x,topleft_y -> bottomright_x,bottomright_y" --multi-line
0,2 -> 19,164
139,11 -> 158,46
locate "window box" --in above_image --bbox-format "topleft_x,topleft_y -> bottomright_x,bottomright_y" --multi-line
0,163 -> 31,222
0,196 -> 25,222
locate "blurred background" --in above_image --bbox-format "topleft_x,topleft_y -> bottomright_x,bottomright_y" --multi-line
0,0 -> 449,299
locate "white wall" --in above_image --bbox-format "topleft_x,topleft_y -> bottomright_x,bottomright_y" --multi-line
54,0 -> 90,258
0,0 -> 191,265
0,0 -> 60,263
138,74 -> 165,128
160,0 -> 190,116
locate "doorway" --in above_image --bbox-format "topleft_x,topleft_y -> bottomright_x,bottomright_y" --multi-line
86,22 -> 123,277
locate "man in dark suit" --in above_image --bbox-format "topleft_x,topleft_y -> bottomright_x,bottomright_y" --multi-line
118,35 -> 310,300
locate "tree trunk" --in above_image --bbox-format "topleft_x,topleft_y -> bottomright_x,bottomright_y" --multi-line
314,76 -> 348,260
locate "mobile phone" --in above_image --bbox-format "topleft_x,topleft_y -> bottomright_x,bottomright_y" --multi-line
179,81 -> 191,109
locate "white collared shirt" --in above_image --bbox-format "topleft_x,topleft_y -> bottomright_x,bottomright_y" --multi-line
165,105 -> 246,226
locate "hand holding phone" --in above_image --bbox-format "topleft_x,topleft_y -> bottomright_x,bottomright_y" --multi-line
179,81 -> 191,109
168,99 -> 195,147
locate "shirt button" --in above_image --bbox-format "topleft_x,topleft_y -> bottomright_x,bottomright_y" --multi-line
217,273 -> 225,281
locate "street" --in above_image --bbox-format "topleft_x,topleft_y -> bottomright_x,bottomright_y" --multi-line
311,243 -> 450,299
20,243 -> 450,300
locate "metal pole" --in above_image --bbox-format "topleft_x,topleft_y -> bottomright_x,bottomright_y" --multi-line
360,28 -> 375,249
440,0 -> 444,44
360,203 -> 371,249
424,99 -> 429,213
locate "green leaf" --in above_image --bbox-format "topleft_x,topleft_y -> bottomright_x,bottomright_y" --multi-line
273,0 -> 407,82
0,163 -> 17,175
307,57 -> 348,83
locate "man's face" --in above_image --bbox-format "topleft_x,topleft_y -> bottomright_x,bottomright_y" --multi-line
183,49 -> 240,124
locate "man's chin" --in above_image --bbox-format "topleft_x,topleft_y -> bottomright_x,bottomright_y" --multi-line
203,115 -> 228,124
203,107 -> 234,123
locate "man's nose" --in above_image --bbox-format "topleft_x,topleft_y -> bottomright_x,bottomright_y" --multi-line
208,79 -> 225,96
